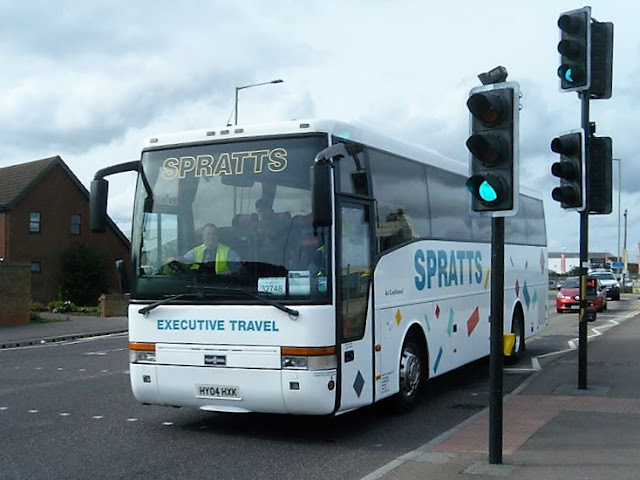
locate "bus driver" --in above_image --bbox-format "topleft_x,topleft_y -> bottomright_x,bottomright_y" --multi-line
172,223 -> 240,274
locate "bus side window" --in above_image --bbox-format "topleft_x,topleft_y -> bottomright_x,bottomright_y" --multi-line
368,148 -> 430,253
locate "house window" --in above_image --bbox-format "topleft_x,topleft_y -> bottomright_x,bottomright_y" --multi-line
30,261 -> 41,273
29,212 -> 41,233
70,214 -> 81,235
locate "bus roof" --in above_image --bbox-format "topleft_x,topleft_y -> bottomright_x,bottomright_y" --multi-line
143,118 -> 542,200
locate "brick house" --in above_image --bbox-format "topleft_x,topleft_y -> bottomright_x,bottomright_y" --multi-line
0,156 -> 130,304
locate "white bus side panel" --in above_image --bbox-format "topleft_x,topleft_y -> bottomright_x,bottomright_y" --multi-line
373,241 -> 547,401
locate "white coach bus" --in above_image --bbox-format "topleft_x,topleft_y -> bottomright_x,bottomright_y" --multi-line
90,119 -> 548,415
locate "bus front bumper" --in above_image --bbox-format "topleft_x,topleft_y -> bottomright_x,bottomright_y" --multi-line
130,363 -> 337,415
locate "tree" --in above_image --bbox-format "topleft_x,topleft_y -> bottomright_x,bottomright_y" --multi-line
59,243 -> 109,306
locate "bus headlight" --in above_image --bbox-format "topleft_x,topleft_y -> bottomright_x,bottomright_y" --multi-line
281,346 -> 337,371
130,350 -> 156,364
129,342 -> 156,364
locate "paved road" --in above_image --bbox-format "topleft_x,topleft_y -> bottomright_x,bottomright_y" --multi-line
0,294 -> 635,479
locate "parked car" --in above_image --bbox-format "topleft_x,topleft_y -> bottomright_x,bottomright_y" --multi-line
556,276 -> 607,313
588,269 -> 621,300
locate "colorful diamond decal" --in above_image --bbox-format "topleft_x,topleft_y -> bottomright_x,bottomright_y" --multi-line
532,288 -> 538,306
435,304 -> 441,319
523,281 -> 531,309
395,309 -> 402,326
515,279 -> 520,297
424,314 -> 431,332
467,307 -> 479,336
540,249 -> 546,274
447,309 -> 454,337
353,371 -> 365,397
483,268 -> 491,290
433,346 -> 443,374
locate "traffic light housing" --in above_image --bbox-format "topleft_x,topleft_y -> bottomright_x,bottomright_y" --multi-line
465,82 -> 519,216
557,7 -> 591,92
550,130 -> 585,210
590,21 -> 614,99
588,135 -> 613,214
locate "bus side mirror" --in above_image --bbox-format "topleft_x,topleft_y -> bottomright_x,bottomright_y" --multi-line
311,161 -> 333,228
90,178 -> 109,233
90,160 -> 143,233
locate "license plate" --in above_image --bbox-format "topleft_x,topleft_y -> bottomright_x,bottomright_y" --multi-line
195,384 -> 241,399
570,305 -> 579,310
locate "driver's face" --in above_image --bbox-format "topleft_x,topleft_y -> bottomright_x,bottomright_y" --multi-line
202,226 -> 218,247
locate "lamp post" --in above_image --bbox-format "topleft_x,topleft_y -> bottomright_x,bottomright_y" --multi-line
234,79 -> 284,125
613,157 -> 621,262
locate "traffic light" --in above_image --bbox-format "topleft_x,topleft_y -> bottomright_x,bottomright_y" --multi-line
590,21 -> 614,99
550,130 -> 585,210
588,135 -> 613,214
465,82 -> 519,216
557,7 -> 591,92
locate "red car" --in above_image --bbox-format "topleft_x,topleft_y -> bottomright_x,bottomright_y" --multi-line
556,276 -> 607,313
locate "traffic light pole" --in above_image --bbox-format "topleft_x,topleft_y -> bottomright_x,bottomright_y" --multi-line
578,92 -> 590,390
489,217 -> 505,464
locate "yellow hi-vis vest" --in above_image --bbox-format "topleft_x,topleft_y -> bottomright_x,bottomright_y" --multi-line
191,243 -> 231,274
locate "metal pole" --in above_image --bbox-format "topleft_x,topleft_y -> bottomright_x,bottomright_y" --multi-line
578,91 -> 590,390
624,209 -> 628,281
233,79 -> 283,125
489,216 -> 504,464
616,158 -> 621,261
234,87 -> 239,125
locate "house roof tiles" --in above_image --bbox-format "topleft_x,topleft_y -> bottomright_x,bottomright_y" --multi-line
0,156 -> 60,209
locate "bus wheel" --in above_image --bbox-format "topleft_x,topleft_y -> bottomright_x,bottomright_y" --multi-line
389,332 -> 425,412
505,310 -> 525,365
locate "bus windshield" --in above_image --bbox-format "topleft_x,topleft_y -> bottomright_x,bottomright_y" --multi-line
131,134 -> 331,303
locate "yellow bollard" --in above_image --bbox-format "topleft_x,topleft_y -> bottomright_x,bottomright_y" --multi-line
503,333 -> 516,356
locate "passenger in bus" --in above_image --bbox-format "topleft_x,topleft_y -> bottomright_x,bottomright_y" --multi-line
254,198 -> 275,224
254,198 -> 291,266
172,223 -> 240,274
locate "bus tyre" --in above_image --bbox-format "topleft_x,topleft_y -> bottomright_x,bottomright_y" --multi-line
389,332 -> 425,413
505,311 -> 525,366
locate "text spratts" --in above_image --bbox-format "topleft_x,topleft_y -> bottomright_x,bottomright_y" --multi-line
161,148 -> 288,180
414,249 -> 483,291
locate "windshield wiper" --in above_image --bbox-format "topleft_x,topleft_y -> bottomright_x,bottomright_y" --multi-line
138,293 -> 201,315
138,287 -> 300,318
190,285 -> 300,318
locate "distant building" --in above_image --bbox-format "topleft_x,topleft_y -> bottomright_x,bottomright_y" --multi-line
549,251 -> 637,276
0,157 -> 130,303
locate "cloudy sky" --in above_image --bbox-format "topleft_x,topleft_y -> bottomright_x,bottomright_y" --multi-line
1,0 -> 637,260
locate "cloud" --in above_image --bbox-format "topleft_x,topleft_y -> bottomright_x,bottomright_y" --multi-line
0,0 -> 638,258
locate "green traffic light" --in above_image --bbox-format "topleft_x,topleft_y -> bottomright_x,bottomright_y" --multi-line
558,65 -> 576,83
479,180 -> 498,203
466,175 -> 504,207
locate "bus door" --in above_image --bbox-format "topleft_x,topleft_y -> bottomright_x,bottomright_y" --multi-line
337,200 -> 374,412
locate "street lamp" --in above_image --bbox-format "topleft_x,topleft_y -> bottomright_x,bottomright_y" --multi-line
232,79 -> 284,125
